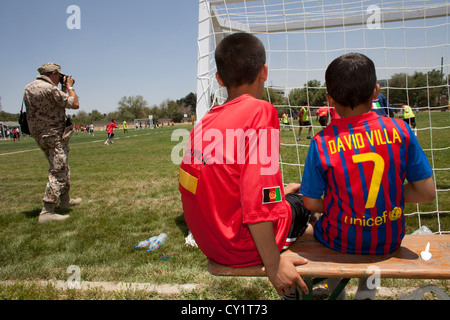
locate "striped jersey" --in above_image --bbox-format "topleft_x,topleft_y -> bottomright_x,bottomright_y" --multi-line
299,112 -> 432,254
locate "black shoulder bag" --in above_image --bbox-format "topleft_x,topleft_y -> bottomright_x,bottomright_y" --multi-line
19,101 -> 30,135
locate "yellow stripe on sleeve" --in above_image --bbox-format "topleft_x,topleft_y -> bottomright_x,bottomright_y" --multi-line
179,167 -> 198,195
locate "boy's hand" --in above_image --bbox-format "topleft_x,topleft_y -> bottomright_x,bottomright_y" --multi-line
248,221 -> 309,297
284,183 -> 300,194
265,255 -> 309,296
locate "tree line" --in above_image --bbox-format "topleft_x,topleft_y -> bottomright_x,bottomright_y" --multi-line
262,69 -> 448,113
73,92 -> 197,124
1,69 -> 447,123
0,92 -> 197,125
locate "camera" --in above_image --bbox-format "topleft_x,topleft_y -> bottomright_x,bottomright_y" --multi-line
59,74 -> 75,85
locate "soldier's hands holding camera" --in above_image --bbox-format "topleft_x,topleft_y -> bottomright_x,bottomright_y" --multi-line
59,74 -> 79,109
60,74 -> 75,92
65,75 -> 75,88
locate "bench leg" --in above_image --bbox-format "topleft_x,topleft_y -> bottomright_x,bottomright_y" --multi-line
298,278 -> 314,300
297,278 -> 327,300
328,278 -> 350,300
400,284 -> 450,300
297,277 -> 350,300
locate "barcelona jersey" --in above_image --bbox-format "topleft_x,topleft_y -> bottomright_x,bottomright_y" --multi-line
299,112 -> 432,254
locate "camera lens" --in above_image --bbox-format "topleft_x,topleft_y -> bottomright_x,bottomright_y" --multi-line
59,75 -> 75,85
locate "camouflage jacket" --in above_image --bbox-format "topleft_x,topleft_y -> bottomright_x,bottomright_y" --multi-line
23,75 -> 75,137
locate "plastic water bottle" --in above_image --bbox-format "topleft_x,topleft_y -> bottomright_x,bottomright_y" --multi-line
147,233 -> 168,252
135,236 -> 157,249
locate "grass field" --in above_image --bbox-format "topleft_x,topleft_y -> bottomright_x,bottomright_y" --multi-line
0,113 -> 448,300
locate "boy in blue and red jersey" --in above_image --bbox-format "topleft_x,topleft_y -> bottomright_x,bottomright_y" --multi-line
299,53 -> 435,298
300,53 -> 435,254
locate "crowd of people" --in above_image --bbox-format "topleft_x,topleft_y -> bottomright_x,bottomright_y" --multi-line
1,127 -> 21,141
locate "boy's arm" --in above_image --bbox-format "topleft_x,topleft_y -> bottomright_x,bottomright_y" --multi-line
404,176 -> 436,204
284,183 -> 300,194
248,221 -> 309,296
303,196 -> 324,213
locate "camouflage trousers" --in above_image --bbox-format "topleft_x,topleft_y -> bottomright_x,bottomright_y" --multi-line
35,128 -> 74,204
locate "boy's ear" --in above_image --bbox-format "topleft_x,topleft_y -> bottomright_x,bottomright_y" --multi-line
215,72 -> 226,87
326,93 -> 335,107
372,83 -> 381,100
259,64 -> 268,82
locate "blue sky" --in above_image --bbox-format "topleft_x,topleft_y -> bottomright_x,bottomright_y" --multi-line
0,0 -> 199,114
1,1 -> 448,115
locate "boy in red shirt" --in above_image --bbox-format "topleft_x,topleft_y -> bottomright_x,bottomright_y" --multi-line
105,119 -> 118,145
13,128 -> 21,142
316,102 -> 330,128
179,33 -> 313,298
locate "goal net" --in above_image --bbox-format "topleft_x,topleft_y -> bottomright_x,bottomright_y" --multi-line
134,117 -> 154,129
196,0 -> 450,234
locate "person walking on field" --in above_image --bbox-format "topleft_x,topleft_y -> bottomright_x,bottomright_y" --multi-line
297,105 -> 312,140
401,104 -> 417,136
123,119 -> 128,133
89,123 -> 94,136
281,111 -> 290,131
105,119 -> 118,145
23,62 -> 82,223
13,128 -> 21,142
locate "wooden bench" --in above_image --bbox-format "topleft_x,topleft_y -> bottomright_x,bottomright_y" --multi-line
207,226 -> 450,300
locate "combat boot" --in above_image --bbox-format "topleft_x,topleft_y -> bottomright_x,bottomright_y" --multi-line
38,202 -> 69,224
60,193 -> 82,209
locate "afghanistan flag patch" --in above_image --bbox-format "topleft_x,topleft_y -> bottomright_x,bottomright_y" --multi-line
262,186 -> 282,204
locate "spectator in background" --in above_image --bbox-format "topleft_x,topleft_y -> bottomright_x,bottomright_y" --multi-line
372,92 -> 394,117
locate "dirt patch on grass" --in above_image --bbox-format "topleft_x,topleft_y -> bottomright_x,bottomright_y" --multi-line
1,279 -> 199,295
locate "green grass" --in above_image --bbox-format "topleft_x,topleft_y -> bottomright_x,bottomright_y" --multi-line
0,126 -> 279,300
0,114 -> 448,300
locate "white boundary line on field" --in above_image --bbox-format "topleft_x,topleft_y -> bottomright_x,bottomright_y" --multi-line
0,148 -> 41,156
0,130 -> 171,157
0,280 -> 199,294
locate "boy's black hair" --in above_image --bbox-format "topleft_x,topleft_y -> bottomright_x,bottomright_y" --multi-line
325,53 -> 377,109
215,32 -> 266,88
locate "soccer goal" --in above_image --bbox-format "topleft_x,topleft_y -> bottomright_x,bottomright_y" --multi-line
134,117 -> 154,130
197,0 -> 450,234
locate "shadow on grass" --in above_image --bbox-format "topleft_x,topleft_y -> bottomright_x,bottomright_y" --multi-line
174,212 -> 190,237
21,207 -> 72,219
21,208 -> 41,219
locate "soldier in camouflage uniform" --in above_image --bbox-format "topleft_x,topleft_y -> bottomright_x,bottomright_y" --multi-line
23,63 -> 82,223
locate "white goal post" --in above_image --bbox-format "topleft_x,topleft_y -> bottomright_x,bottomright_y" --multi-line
196,0 -> 450,234
134,117 -> 154,129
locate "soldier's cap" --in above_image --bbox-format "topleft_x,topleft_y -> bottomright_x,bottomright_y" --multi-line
37,63 -> 66,76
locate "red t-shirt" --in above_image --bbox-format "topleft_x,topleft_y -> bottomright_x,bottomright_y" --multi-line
316,107 -> 330,117
107,122 -> 118,133
179,94 -> 292,267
